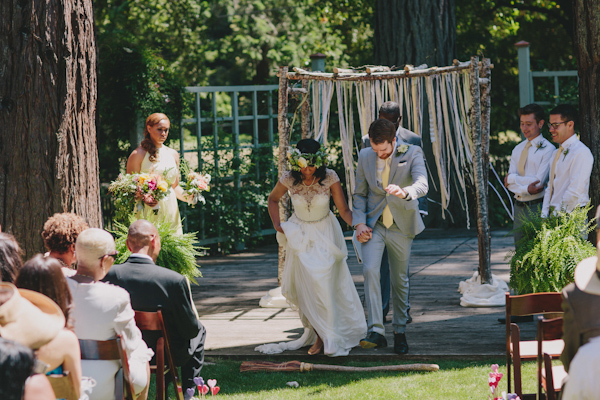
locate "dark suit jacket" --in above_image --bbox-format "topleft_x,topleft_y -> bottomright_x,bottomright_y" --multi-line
103,256 -> 203,364
561,282 -> 600,372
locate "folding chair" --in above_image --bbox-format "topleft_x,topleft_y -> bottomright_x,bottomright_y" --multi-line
47,372 -> 78,400
134,310 -> 184,400
79,335 -> 135,400
505,292 -> 564,399
537,317 -> 567,400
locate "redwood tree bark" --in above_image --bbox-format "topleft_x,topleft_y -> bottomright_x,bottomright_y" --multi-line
573,0 -> 600,227
0,0 -> 101,257
374,0 -> 456,67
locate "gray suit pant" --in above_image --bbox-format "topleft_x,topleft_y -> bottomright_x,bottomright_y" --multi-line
363,221 -> 413,335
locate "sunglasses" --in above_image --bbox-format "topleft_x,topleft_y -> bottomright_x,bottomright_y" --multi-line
98,251 -> 119,260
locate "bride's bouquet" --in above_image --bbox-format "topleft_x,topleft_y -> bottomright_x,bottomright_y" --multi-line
108,172 -> 172,220
180,160 -> 211,207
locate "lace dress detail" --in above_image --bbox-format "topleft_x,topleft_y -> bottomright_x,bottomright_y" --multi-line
255,168 -> 366,357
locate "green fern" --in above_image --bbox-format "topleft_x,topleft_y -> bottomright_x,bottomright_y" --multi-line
111,216 -> 203,284
508,204 -> 596,294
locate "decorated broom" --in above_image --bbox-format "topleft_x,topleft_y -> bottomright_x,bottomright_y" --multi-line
240,360 -> 439,373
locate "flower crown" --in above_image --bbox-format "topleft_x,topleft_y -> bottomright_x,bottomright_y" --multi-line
287,147 -> 328,171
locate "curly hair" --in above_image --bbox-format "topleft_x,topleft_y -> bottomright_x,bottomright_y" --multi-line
141,113 -> 170,162
41,213 -> 89,254
0,233 -> 22,283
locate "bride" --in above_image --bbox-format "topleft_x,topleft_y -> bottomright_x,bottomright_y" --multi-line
126,113 -> 192,235
257,139 -> 366,356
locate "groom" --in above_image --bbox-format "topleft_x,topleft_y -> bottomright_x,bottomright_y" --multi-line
353,118 -> 428,354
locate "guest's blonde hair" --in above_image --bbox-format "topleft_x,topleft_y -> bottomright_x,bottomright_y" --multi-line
75,229 -> 115,269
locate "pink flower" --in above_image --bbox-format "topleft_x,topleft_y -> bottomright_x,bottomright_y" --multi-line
147,179 -> 157,191
143,194 -> 155,204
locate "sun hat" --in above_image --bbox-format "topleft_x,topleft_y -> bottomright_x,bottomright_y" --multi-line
0,282 -> 65,349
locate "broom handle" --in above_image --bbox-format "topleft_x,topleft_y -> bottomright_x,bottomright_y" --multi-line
301,362 -> 439,372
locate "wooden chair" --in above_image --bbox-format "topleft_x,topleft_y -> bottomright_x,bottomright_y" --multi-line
505,292 -> 564,399
79,335 -> 135,400
47,372 -> 78,400
134,310 -> 184,400
537,317 -> 567,400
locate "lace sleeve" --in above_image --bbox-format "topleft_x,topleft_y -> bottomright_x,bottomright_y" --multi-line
323,169 -> 340,188
279,171 -> 294,189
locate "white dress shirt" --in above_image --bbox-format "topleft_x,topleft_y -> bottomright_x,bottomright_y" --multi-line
541,135 -> 594,217
506,135 -> 555,202
562,335 -> 600,400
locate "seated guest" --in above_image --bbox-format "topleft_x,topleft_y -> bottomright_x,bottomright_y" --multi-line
561,206 -> 600,372
0,338 -> 54,400
16,254 -> 82,399
561,336 -> 600,399
103,219 -> 205,400
0,233 -> 23,283
0,282 -> 64,400
68,228 -> 153,400
41,213 -> 89,277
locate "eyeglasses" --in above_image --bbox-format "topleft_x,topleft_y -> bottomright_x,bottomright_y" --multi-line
99,251 -> 118,260
547,121 -> 570,129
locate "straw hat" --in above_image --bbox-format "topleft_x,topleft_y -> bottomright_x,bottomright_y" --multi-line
0,282 -> 65,349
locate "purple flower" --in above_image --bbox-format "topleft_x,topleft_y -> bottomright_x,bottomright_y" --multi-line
186,387 -> 195,397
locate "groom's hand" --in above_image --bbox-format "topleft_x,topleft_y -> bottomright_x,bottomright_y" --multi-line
355,224 -> 372,243
385,184 -> 408,199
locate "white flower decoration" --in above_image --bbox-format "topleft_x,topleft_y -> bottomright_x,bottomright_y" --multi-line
297,157 -> 308,168
396,144 -> 409,155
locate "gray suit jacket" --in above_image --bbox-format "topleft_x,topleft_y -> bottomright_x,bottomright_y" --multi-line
352,145 -> 428,237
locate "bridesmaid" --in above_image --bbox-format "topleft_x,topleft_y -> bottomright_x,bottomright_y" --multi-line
126,113 -> 193,235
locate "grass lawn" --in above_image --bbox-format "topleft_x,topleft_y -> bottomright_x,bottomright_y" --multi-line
151,358 -> 544,399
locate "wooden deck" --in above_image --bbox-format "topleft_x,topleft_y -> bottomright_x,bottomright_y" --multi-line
190,228 -> 536,359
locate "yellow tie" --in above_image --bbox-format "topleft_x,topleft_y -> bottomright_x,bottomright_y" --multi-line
382,158 -> 393,228
518,141 -> 532,176
547,146 -> 564,201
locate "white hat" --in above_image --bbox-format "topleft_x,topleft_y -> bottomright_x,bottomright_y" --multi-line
0,283 -> 65,349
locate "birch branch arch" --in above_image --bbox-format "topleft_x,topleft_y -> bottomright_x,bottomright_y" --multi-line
276,56 -> 493,285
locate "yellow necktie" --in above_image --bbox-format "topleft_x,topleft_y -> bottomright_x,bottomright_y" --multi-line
547,146 -> 564,201
382,158 -> 393,228
518,141 -> 532,176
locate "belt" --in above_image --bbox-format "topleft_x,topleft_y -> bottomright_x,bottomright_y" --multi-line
515,198 -> 544,207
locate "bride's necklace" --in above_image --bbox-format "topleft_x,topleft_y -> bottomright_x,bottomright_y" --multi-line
302,176 -> 317,187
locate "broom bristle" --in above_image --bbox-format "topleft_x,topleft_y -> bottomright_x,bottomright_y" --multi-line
240,360 -> 303,372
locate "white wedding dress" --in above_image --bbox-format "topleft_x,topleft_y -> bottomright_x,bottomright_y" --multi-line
255,169 -> 367,356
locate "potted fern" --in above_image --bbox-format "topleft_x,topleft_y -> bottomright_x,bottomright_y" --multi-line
508,204 -> 596,294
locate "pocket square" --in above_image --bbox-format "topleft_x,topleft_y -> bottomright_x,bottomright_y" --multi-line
397,161 -> 407,167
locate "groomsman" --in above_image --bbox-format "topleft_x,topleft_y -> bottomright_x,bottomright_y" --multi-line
353,118 -> 428,354
541,104 -> 593,218
504,103 -> 554,246
361,101 -> 424,323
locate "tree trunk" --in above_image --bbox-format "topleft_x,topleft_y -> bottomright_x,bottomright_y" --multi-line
0,0 -> 101,257
374,0 -> 456,67
573,0 -> 600,231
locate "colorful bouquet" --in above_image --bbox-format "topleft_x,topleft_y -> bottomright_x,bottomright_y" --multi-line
108,172 -> 172,220
182,171 -> 211,206
179,159 -> 210,207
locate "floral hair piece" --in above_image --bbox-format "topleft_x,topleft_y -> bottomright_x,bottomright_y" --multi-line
286,147 -> 328,171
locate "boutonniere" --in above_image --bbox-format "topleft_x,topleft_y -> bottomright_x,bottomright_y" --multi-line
562,148 -> 569,160
396,144 -> 409,156
535,142 -> 546,153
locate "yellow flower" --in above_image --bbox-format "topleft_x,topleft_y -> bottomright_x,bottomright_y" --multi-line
158,181 -> 169,192
138,173 -> 150,185
297,157 -> 308,168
